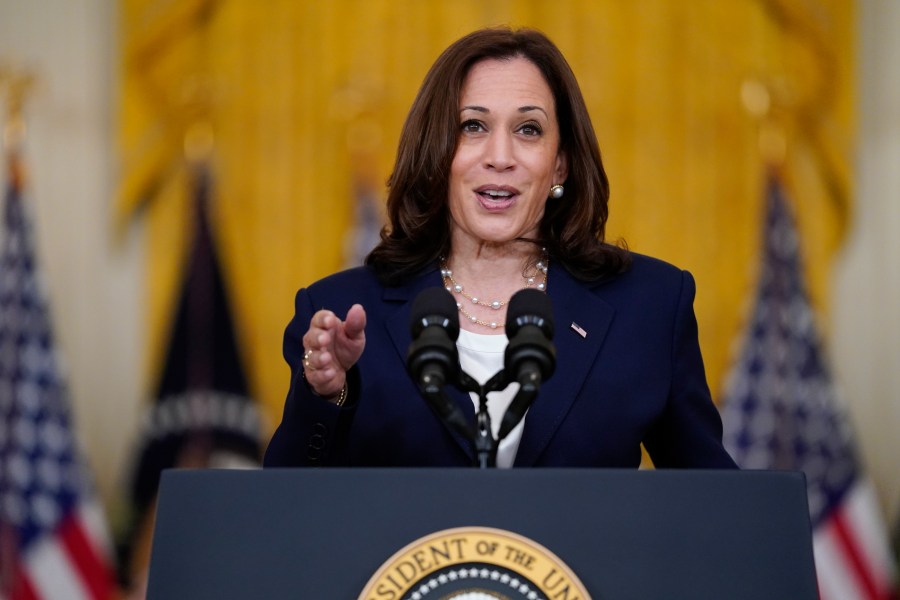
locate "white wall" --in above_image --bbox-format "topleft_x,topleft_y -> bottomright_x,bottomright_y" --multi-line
0,0 -> 144,510
833,0 -> 900,525
1,0 -> 898,530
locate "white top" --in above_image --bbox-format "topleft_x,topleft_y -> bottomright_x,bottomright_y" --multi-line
456,329 -> 525,468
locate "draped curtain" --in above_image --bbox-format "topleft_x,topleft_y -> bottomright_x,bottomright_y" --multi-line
117,0 -> 854,434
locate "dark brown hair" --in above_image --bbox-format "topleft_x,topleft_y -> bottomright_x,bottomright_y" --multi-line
366,26 -> 630,285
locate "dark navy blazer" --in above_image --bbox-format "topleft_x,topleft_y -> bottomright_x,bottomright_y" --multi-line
264,253 -> 737,469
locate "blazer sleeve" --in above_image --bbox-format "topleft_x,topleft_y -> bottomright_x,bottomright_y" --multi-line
263,287 -> 359,467
642,271 -> 738,469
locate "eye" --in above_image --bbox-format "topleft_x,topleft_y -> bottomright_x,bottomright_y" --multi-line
518,121 -> 543,137
460,119 -> 485,133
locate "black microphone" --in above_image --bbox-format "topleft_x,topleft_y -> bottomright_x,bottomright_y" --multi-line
498,288 -> 555,439
407,288 -> 472,438
407,287 -> 460,394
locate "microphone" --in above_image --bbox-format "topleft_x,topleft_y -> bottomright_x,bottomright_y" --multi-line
407,288 -> 471,437
407,287 -> 460,393
498,288 -> 556,440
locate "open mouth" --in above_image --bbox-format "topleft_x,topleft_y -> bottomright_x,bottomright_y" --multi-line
476,187 -> 518,210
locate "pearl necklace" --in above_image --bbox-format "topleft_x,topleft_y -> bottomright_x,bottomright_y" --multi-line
440,250 -> 549,330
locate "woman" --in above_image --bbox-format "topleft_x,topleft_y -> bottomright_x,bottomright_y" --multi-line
264,27 -> 736,469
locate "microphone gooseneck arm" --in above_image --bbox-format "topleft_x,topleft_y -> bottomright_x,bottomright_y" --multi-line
459,368 -> 498,468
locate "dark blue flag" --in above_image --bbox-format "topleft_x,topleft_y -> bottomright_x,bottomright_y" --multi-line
119,163 -> 262,592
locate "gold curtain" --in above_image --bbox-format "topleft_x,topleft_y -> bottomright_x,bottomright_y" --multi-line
117,0 -> 854,436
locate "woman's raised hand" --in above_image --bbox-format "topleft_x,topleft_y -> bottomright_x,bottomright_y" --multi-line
301,303 -> 366,400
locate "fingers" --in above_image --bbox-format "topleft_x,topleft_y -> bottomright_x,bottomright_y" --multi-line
302,347 -> 333,374
301,306 -> 367,398
302,345 -> 342,398
333,304 -> 366,372
301,310 -> 342,395
344,304 -> 367,340
302,310 -> 336,351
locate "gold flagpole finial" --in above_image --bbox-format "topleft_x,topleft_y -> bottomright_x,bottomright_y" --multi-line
740,77 -> 788,169
2,67 -> 36,152
178,73 -> 216,164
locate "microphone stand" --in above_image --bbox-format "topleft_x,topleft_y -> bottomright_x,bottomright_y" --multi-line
457,369 -> 508,469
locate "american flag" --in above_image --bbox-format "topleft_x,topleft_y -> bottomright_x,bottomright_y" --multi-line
721,176 -> 898,599
0,153 -> 116,598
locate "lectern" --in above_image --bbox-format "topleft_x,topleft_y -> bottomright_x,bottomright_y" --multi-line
147,468 -> 817,599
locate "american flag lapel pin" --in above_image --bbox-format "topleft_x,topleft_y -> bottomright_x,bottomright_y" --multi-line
570,322 -> 587,338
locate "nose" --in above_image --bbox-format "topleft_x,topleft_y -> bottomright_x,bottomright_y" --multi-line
483,131 -> 515,171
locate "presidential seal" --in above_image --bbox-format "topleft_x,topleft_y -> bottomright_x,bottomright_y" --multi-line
359,526 -> 591,600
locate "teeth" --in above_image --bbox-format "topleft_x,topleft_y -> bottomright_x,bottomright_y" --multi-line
482,190 -> 512,198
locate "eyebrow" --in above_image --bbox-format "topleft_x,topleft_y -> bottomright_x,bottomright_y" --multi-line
460,105 -> 549,118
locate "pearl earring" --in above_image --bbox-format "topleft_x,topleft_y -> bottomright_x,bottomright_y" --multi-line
549,184 -> 564,199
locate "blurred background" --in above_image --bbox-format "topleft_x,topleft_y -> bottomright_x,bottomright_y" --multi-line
1,0 -> 898,597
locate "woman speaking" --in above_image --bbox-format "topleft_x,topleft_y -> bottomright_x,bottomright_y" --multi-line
264,27 -> 736,470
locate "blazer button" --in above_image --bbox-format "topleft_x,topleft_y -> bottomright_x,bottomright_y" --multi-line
307,423 -> 328,462
309,433 -> 326,451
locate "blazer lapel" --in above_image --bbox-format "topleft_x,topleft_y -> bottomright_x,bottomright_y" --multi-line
384,270 -> 477,462
513,266 -> 615,466
380,265 -> 615,467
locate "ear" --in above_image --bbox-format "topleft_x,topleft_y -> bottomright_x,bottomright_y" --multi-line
554,151 -> 569,184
